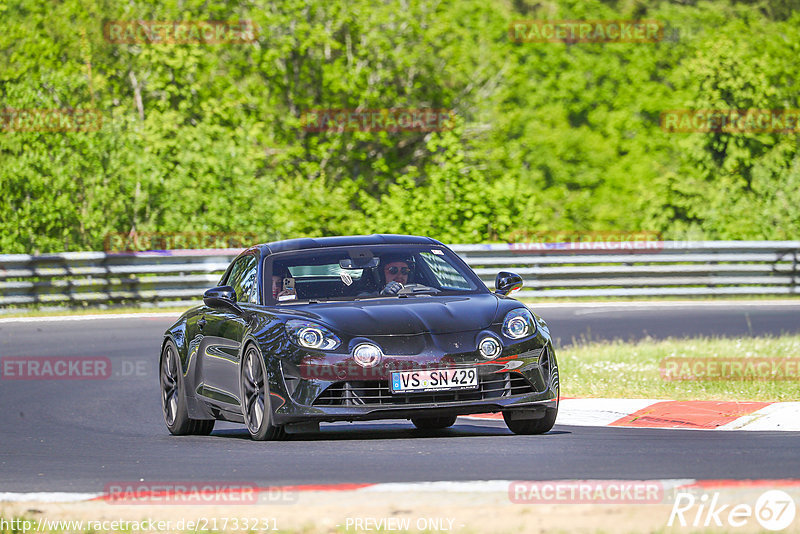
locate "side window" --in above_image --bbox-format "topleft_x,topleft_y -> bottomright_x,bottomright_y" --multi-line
418,252 -> 474,290
240,256 -> 259,304
226,255 -> 258,303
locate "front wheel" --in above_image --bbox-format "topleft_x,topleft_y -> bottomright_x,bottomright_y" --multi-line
240,345 -> 286,441
505,350 -> 559,435
160,340 -> 215,436
411,415 -> 457,430
503,407 -> 557,435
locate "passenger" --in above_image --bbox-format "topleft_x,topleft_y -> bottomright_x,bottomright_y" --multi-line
271,266 -> 296,301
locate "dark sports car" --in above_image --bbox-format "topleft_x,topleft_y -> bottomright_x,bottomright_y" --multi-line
159,234 -> 559,440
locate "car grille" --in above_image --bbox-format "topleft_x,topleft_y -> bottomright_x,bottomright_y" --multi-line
312,372 -> 535,407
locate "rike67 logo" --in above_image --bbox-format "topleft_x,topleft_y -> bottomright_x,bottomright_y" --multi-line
669,490 -> 796,531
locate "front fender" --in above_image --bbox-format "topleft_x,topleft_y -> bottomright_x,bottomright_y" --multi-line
160,309 -> 212,419
242,313 -> 295,412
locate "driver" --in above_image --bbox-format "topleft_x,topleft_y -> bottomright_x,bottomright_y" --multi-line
379,255 -> 414,296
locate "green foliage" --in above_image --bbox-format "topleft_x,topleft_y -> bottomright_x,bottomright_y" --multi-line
0,0 -> 799,253
647,10 -> 800,239
360,117 -> 518,242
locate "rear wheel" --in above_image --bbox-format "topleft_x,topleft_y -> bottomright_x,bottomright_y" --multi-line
160,340 -> 215,436
411,415 -> 457,430
240,344 -> 286,441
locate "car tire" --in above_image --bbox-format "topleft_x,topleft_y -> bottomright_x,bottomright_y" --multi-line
160,340 -> 216,436
503,406 -> 557,435
504,354 -> 559,435
191,419 -> 215,435
240,344 -> 286,441
411,415 -> 458,430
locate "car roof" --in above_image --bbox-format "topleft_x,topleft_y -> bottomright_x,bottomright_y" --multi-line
258,234 -> 443,255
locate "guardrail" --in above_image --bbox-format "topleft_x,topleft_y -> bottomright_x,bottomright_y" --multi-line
0,241 -> 798,310
456,241 -> 799,298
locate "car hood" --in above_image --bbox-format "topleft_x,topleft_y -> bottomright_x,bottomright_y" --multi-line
283,294 -> 500,336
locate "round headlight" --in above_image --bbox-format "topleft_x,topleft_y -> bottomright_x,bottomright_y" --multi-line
478,336 -> 502,359
507,317 -> 528,337
502,308 -> 536,339
353,343 -> 382,368
298,327 -> 324,348
285,320 -> 341,351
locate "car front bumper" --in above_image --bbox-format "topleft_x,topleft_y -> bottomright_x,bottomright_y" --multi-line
268,332 -> 559,425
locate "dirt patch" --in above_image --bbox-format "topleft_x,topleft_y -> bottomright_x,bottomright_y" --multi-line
3,486 -> 799,533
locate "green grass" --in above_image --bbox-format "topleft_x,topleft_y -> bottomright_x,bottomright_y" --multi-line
559,335 -> 800,401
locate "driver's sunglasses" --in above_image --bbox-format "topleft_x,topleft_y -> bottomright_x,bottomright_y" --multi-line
386,266 -> 411,275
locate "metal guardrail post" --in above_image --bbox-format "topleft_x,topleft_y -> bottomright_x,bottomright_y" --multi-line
775,248 -> 799,295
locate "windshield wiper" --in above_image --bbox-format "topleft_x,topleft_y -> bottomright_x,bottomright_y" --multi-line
280,298 -> 325,304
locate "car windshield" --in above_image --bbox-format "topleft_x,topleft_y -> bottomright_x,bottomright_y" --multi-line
266,245 -> 485,304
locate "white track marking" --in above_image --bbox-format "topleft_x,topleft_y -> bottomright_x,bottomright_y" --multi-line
0,312 -> 180,323
719,402 -> 800,431
0,492 -> 101,502
0,480 -> 701,502
555,398 -> 663,426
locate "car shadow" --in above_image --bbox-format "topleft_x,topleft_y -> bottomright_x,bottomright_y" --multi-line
210,422 -> 570,441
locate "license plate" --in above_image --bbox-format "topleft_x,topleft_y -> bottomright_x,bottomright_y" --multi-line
390,368 -> 478,394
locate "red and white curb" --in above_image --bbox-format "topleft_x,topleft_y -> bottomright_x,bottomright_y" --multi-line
463,399 -> 800,431
4,479 -> 800,504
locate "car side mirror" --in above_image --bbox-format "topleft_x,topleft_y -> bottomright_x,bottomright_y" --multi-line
495,271 -> 523,296
203,285 -> 240,310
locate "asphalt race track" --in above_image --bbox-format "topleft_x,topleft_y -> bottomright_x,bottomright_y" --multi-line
2,302 -> 800,492
536,301 -> 800,346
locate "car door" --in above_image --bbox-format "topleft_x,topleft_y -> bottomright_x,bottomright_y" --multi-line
198,253 -> 259,412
